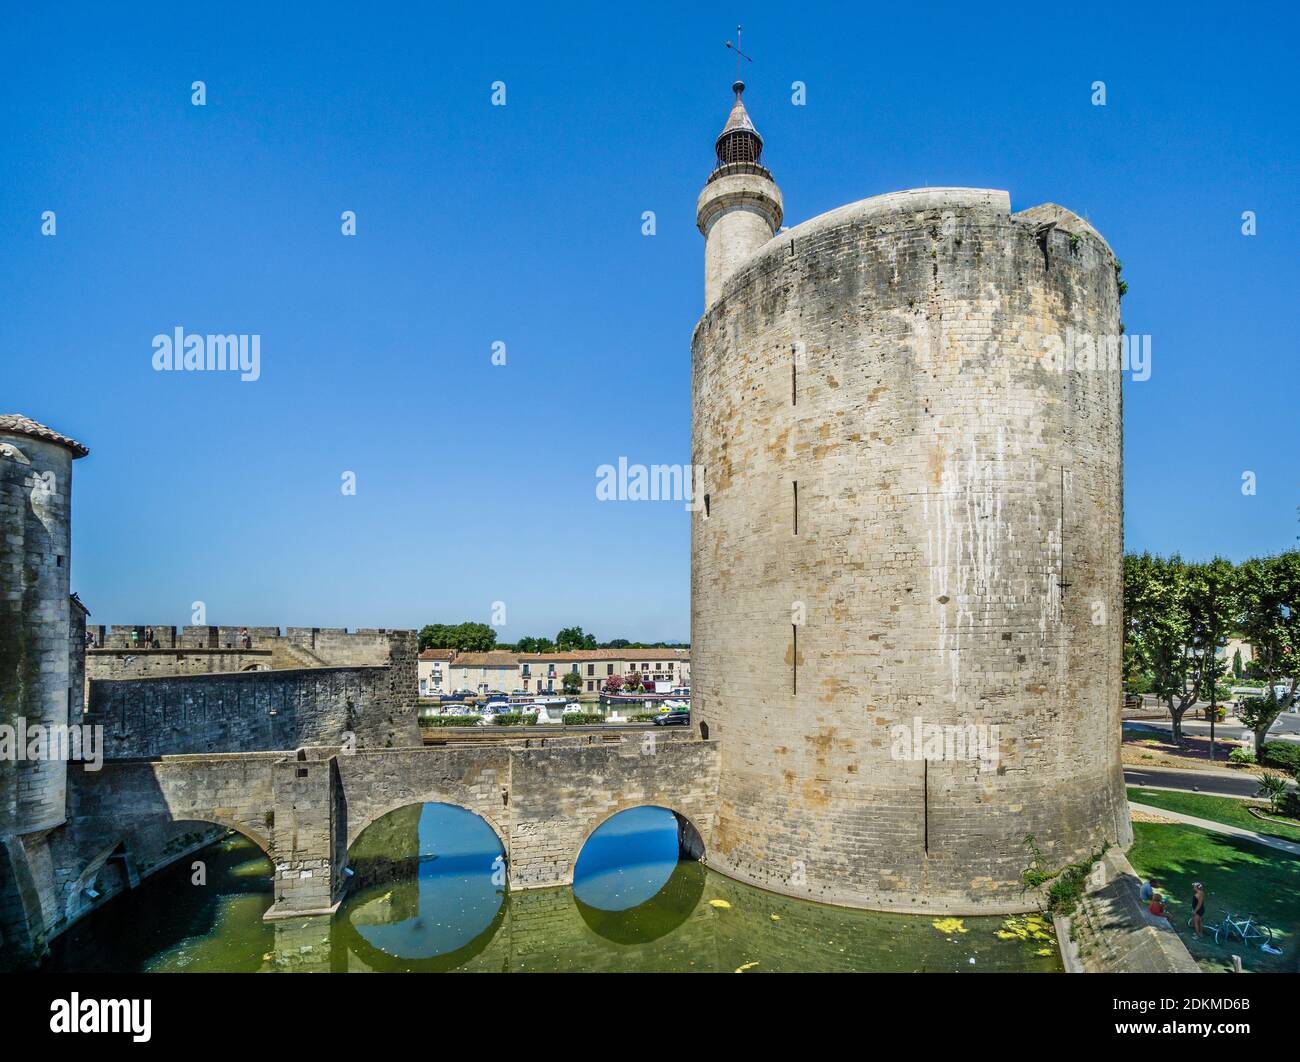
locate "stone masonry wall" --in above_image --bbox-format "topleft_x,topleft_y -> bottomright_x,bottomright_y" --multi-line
506,736 -> 720,889
89,624 -> 406,658
85,628 -> 419,757
691,187 -> 1131,913
86,647 -> 272,689
88,664 -> 419,757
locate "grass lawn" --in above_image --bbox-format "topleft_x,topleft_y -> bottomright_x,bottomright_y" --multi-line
1127,821 -> 1300,973
1127,787 -> 1300,844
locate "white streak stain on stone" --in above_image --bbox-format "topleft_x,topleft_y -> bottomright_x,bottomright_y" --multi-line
925,428 -> 1008,702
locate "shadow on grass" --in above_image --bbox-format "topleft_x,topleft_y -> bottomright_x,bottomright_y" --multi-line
1127,821 -> 1300,973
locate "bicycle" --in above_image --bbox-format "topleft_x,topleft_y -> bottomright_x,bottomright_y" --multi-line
1190,912 -> 1273,947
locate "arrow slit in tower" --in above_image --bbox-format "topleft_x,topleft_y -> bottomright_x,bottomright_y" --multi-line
1058,466 -> 1071,604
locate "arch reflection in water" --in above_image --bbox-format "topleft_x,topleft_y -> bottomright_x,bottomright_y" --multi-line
340,803 -> 505,966
571,806 -> 706,946
42,828 -> 275,973
575,860 -> 706,945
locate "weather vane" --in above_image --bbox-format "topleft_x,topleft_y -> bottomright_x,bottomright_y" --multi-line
725,25 -> 752,82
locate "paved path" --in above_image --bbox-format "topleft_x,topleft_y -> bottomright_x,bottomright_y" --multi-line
1128,802 -> 1300,858
1125,765 -> 1268,799
1125,713 -> 1300,745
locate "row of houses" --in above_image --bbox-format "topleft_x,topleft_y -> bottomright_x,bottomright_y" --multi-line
418,647 -> 690,696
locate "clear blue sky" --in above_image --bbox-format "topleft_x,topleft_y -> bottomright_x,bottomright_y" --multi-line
3,1 -> 1296,641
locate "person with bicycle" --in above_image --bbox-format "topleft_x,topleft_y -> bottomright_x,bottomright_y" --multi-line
1192,882 -> 1206,937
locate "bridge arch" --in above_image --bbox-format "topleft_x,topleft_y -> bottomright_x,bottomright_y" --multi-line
569,802 -> 707,882
167,815 -> 273,859
334,749 -> 513,863
345,798 -> 509,861
61,816 -> 274,929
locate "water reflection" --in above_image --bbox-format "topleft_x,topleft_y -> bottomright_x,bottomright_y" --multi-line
41,831 -> 275,973
342,803 -> 506,967
42,808 -> 1063,973
573,805 -> 681,911
576,860 -> 706,944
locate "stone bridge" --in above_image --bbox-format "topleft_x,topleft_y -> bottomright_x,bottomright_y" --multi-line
67,734 -> 720,919
2,627 -> 719,965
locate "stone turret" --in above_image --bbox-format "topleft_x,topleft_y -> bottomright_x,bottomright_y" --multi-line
696,82 -> 783,308
0,414 -> 88,964
0,416 -> 88,836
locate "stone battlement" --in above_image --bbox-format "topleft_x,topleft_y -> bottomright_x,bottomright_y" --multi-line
89,624 -> 409,654
699,187 -> 1118,333
84,627 -> 418,707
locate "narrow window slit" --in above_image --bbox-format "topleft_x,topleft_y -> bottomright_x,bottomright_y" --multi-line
923,760 -> 930,855
791,624 -> 797,696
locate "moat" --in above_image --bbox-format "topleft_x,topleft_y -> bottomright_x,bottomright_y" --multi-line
41,805 -> 1061,973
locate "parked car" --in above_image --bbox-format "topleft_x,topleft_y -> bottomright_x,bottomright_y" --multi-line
653,708 -> 690,727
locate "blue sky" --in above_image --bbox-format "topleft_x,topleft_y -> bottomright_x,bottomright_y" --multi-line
3,1 -> 1296,641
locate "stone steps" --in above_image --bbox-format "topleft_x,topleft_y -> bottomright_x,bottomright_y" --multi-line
1064,850 -> 1200,973
271,642 -> 328,670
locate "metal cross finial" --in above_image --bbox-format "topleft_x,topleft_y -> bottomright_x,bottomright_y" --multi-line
725,25 -> 752,83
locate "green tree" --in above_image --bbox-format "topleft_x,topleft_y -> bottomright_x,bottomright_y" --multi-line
515,635 -> 555,654
555,626 -> 597,651
418,621 -> 497,652
418,624 -> 451,650
1186,557 -> 1238,758
1123,553 -> 1205,743
1236,551 -> 1300,751
561,671 -> 583,695
1232,647 -> 1243,680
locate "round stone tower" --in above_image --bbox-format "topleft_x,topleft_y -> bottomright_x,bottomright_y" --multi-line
0,415 -> 88,842
691,90 -> 1131,913
696,82 -> 783,308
